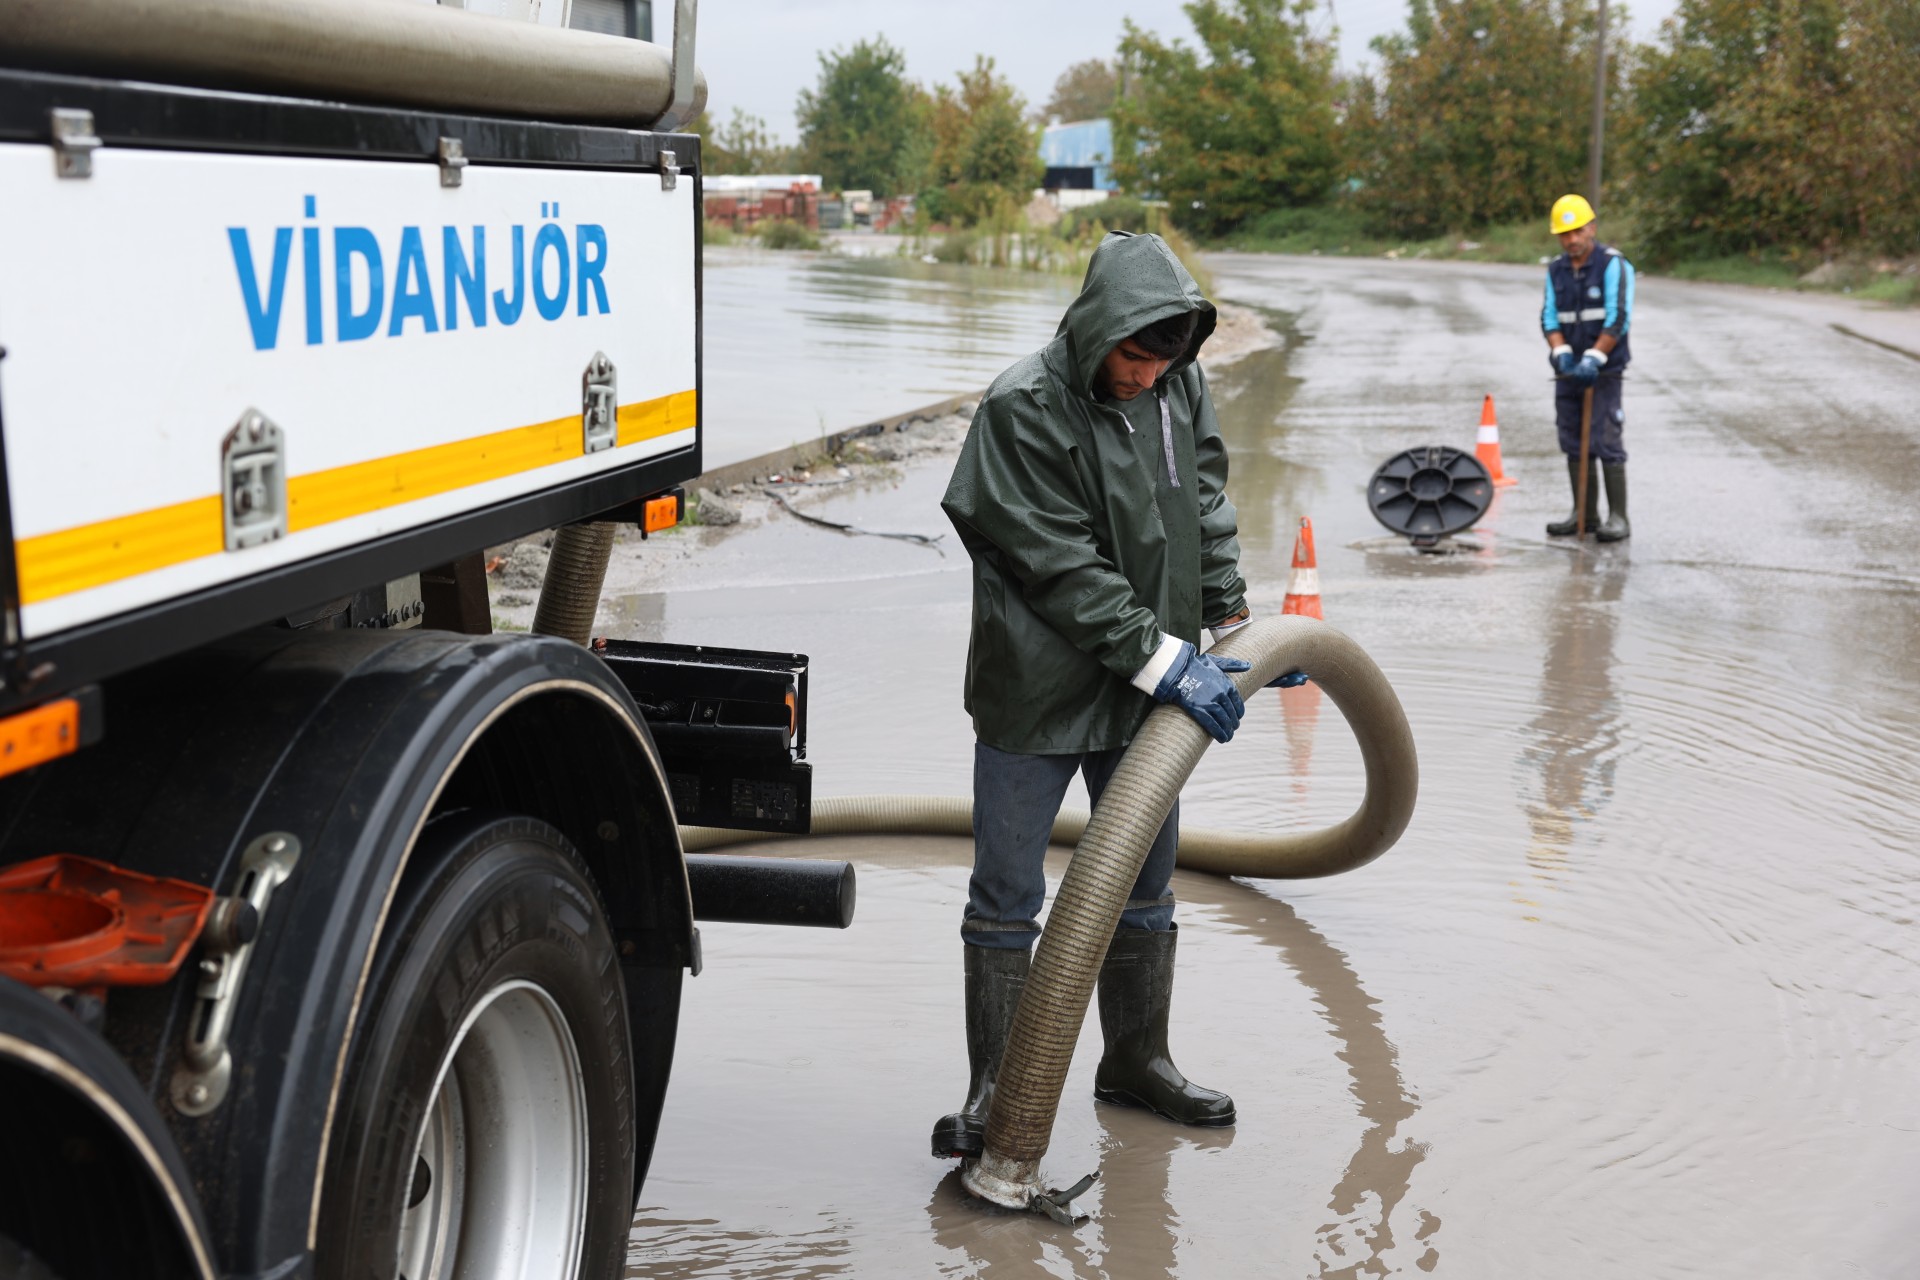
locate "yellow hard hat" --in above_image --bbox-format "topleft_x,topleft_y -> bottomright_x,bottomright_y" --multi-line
1550,194 -> 1595,234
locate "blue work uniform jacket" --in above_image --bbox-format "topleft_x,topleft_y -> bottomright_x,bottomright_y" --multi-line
1542,243 -> 1635,368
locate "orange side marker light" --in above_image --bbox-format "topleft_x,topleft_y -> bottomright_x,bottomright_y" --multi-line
0,698 -> 82,781
643,494 -> 682,534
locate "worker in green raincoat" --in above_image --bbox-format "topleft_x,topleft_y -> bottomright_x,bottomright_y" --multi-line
932,231 -> 1272,1160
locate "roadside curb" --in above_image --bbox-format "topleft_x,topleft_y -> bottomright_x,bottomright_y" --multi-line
690,391 -> 982,492
1831,324 -> 1920,365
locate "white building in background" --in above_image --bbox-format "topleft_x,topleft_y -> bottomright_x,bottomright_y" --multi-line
1039,119 -> 1118,212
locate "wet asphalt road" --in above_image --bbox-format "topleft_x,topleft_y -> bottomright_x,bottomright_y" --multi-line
615,253 -> 1920,1278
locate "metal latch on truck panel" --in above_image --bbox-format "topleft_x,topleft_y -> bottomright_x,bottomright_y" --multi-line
171,832 -> 300,1117
582,352 -> 618,454
437,136 -> 467,188
222,410 -> 287,550
50,108 -> 100,179
660,148 -> 678,192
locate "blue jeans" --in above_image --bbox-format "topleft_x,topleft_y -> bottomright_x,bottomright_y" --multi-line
961,741 -> 1178,950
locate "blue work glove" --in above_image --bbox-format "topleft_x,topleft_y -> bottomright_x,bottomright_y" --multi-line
1152,642 -> 1250,743
1551,347 -> 1578,377
1572,350 -> 1605,387
1211,611 -> 1308,689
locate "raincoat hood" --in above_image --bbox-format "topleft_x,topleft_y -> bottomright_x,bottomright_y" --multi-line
1051,232 -> 1218,397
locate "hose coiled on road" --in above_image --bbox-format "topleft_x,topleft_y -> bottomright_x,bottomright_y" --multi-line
679,617 -> 1416,1207
679,618 -> 1418,881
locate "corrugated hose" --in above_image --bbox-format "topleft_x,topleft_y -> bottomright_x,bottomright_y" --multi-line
531,523 -> 617,647
678,615 -> 1419,1214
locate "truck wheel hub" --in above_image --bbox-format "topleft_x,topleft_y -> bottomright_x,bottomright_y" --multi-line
398,979 -> 589,1280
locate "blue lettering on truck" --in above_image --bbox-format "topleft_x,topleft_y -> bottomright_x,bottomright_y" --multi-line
228,198 -> 612,351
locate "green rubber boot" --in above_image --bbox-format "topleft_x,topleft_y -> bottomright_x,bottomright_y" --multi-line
1597,462 -> 1631,542
1546,456 -> 1601,537
1093,925 -> 1235,1127
930,944 -> 1029,1159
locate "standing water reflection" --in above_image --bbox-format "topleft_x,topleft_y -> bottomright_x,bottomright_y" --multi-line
623,249 -> 1920,1277
702,245 -> 1078,468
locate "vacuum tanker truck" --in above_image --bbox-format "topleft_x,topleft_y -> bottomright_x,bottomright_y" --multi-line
0,3 -> 831,1276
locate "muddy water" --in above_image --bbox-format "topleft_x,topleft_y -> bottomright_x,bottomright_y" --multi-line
621,254 -> 1920,1277
701,245 -> 1079,468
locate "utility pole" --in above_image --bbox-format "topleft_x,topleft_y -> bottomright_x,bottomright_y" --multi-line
1588,0 -> 1609,209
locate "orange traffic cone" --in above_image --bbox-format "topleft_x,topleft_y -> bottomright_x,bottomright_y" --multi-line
1281,517 -> 1323,620
1476,395 -> 1519,487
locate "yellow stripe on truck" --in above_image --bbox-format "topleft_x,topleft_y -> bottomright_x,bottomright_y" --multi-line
15,390 -> 696,606
618,389 -> 698,447
15,496 -> 227,606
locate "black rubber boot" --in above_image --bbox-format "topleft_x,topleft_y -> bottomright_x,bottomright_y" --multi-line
1597,462 -> 1630,542
1545,456 -> 1601,537
931,944 -> 1029,1159
1093,925 -> 1235,1127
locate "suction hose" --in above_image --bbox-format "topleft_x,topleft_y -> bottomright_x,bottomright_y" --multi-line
531,523 -> 618,647
946,617 -> 1410,1206
680,617 -> 1416,882
677,617 -> 1416,1208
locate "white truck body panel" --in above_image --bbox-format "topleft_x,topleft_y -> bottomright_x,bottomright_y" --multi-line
0,143 -> 696,639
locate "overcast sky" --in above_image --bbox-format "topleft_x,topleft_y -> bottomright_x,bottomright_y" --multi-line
687,0 -> 1679,143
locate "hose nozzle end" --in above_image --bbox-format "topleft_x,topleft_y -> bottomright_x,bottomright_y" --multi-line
960,1151 -> 1040,1208
962,1155 -> 1097,1224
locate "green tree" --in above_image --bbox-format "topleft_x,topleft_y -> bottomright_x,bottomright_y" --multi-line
1041,58 -> 1120,124
686,108 -> 801,176
1843,0 -> 1920,251
1112,0 -> 1343,237
1354,0 -> 1608,238
926,57 -> 1044,224
795,37 -> 929,195
1625,0 -> 1920,258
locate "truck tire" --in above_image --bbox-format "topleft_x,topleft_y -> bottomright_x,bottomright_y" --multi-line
317,813 -> 634,1280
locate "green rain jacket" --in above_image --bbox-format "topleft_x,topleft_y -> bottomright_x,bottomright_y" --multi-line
941,231 -> 1248,755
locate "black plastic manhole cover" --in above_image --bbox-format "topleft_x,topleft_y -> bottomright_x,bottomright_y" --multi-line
1368,445 -> 1494,543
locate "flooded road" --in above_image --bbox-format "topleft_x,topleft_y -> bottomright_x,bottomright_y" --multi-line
615,252 -> 1920,1276
702,243 -> 1078,468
